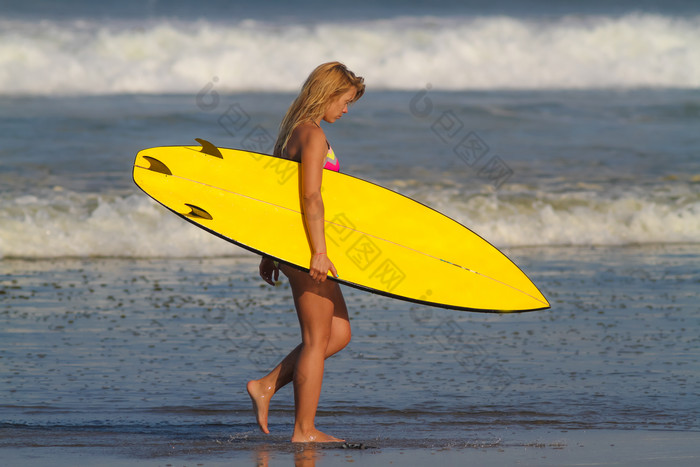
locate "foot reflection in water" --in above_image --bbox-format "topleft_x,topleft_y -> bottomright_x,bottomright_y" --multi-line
254,443 -> 322,467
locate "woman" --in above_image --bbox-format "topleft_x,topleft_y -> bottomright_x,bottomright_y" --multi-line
246,62 -> 365,443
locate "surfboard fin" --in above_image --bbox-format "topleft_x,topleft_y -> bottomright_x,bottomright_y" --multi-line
184,203 -> 213,220
142,156 -> 172,176
195,138 -> 223,159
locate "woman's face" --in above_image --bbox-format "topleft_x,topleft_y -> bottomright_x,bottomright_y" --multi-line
322,88 -> 357,123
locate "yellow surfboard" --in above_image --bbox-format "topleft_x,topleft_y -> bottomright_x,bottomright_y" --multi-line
133,139 -> 549,313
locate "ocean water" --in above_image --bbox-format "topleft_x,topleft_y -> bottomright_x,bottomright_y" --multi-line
1,0 -> 699,464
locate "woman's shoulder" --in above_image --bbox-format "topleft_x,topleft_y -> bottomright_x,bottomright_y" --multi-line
292,122 -> 327,149
293,121 -> 324,139
284,121 -> 327,161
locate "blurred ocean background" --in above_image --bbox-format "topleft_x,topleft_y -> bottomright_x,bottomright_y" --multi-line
1,0 -> 699,463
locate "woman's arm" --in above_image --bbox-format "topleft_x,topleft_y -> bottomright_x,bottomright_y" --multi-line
299,128 -> 338,282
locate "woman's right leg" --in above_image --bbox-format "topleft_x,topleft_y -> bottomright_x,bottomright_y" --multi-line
247,265 -> 350,437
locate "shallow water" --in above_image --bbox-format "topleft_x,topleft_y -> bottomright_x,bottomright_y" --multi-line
2,244 -> 698,458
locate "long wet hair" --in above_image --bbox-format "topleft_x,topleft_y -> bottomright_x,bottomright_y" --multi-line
273,62 -> 365,157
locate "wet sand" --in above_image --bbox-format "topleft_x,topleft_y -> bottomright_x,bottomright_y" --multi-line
2,429 -> 699,466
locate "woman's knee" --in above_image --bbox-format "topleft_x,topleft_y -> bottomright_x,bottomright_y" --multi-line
332,320 -> 352,352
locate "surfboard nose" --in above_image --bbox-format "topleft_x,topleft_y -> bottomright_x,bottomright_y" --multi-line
529,289 -> 550,311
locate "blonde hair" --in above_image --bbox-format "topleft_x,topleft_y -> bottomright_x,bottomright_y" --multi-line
274,62 -> 365,157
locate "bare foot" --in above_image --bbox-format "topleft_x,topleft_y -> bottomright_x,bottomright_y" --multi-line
291,427 -> 345,443
247,379 -> 274,434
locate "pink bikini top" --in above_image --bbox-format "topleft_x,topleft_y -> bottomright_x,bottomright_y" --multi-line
323,144 -> 339,172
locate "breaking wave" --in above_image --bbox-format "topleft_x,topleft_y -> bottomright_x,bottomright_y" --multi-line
1,13 -> 699,95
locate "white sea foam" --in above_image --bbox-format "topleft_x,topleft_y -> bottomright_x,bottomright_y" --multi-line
436,189 -> 700,248
0,13 -> 698,95
1,185 -> 698,259
0,192 -> 238,259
